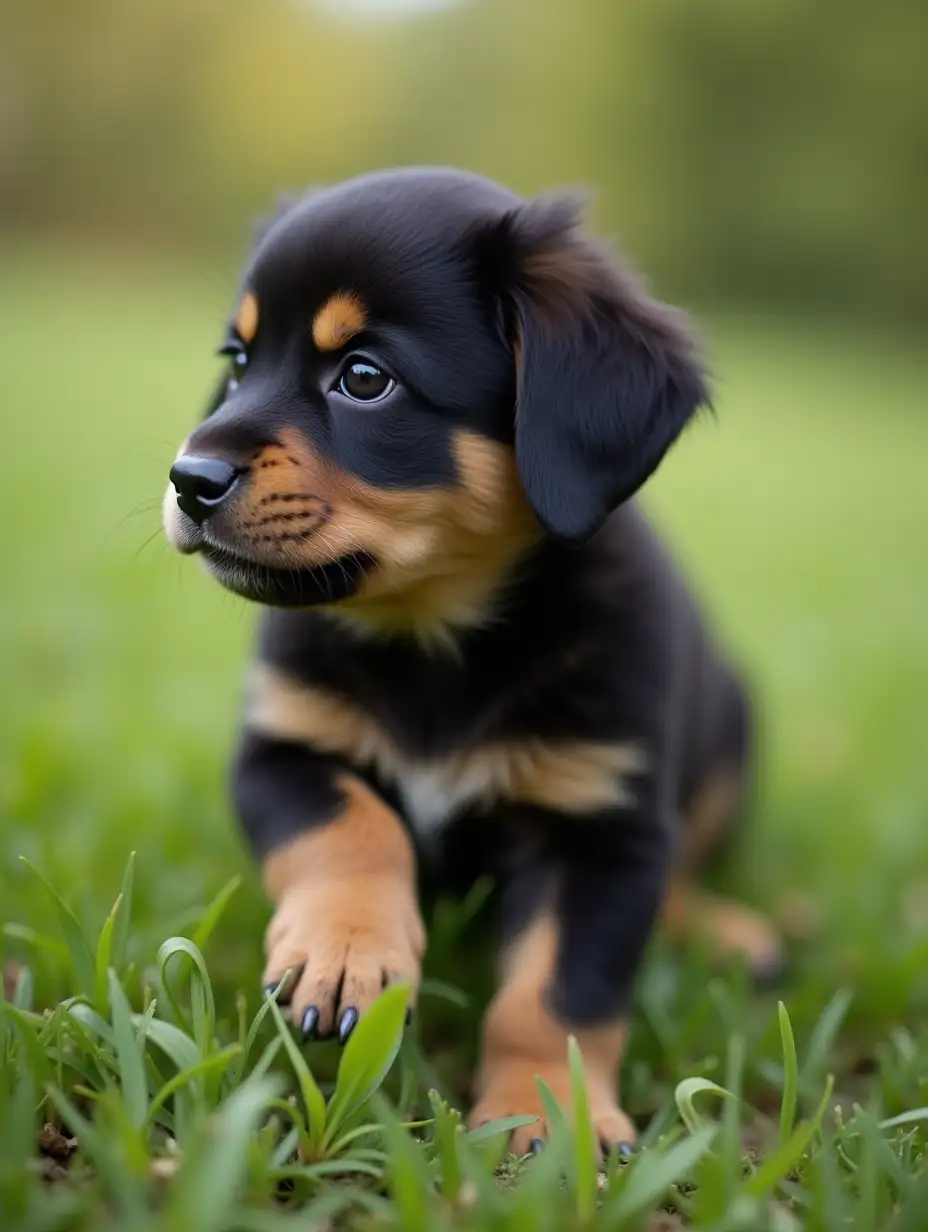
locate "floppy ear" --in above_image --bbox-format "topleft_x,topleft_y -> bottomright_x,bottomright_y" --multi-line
491,195 -> 710,541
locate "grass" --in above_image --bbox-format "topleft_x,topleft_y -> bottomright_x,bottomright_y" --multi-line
1,241 -> 928,1227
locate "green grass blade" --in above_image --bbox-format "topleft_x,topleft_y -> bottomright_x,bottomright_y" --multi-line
47,1086 -> 148,1219
854,1105 -> 915,1200
800,989 -> 853,1091
878,1107 -> 928,1130
536,1075 -> 570,1146
3,1005 -> 54,1097
2,923 -> 70,965
20,857 -> 96,999
778,1001 -> 799,1145
674,1076 -> 736,1135
108,968 -> 149,1130
138,1016 -> 200,1072
146,1044 -> 243,1127
162,1075 -> 280,1232
606,1124 -> 717,1221
746,1074 -> 834,1198
418,978 -> 470,1009
94,895 -> 120,1013
568,1034 -> 597,1224
465,1114 -> 539,1144
111,850 -> 136,972
720,1032 -> 746,1205
375,1094 -> 434,1232
265,992 -> 327,1153
324,983 -> 409,1145
290,1157 -> 385,1179
427,1090 -> 462,1203
249,1034 -> 283,1082
157,936 -> 216,1053
66,1000 -> 115,1045
190,874 -> 242,953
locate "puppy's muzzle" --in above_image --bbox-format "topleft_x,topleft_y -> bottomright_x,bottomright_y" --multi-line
169,455 -> 241,525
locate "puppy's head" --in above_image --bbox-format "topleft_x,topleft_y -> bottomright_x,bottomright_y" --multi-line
164,167 -> 708,635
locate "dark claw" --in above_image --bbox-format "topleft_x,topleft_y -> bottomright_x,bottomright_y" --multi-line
263,982 -> 281,999
617,1141 -> 635,1158
301,1005 -> 319,1041
529,1137 -> 545,1156
338,1006 -> 359,1044
752,952 -> 787,988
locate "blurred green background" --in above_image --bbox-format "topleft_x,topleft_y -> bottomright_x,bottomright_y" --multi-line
1,0 -> 926,1035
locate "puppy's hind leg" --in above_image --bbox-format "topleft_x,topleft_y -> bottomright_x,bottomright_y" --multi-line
662,758 -> 785,985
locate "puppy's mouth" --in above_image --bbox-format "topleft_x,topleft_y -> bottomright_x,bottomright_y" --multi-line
198,541 -> 375,607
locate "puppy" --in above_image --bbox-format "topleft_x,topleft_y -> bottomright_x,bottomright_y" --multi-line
163,167 -> 781,1155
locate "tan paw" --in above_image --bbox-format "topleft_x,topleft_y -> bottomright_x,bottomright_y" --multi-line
263,872 -> 425,1042
663,883 -> 784,983
468,1059 -> 636,1158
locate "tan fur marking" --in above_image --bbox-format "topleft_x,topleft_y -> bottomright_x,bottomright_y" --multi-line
661,881 -> 782,976
237,428 -> 541,641
335,431 -> 541,639
247,663 -> 645,820
679,766 -> 744,871
469,914 -> 633,1155
660,765 -> 782,975
235,291 -> 259,345
311,290 -> 367,352
262,776 -> 424,1034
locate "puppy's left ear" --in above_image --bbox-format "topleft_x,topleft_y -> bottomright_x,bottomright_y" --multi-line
485,195 -> 710,541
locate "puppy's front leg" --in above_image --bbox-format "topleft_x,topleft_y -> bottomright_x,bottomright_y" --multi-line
234,732 -> 425,1041
469,808 -> 670,1155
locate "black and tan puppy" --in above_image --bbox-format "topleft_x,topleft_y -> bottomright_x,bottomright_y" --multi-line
163,167 -> 781,1154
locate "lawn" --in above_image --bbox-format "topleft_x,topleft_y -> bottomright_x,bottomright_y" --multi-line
1,243 -> 927,1227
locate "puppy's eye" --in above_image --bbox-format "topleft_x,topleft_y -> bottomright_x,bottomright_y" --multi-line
338,360 -> 394,403
219,343 -> 248,391
229,351 -> 248,390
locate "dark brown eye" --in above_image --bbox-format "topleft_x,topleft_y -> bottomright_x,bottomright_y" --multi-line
230,351 -> 247,387
219,344 -> 248,392
338,360 -> 394,403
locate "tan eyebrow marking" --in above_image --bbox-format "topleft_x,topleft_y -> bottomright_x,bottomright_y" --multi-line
312,291 -> 367,352
234,291 -> 259,344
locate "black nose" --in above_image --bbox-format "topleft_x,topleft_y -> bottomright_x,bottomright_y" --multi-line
169,455 -> 240,525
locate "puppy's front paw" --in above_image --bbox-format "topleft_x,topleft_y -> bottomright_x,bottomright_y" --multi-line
468,1059 -> 636,1159
262,874 -> 425,1041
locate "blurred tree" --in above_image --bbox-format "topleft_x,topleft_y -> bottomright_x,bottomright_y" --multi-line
1,0 -> 924,323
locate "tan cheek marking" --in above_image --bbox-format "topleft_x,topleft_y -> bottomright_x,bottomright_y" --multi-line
312,290 -> 367,352
238,428 -> 541,639
235,291 -> 259,345
335,430 -> 541,637
247,664 -> 645,817
470,913 -> 632,1153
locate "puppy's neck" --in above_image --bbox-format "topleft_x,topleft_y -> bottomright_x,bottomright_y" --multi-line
328,500 -> 544,651
324,528 -> 595,658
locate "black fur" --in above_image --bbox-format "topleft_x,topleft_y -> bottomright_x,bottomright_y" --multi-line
164,166 -> 747,1031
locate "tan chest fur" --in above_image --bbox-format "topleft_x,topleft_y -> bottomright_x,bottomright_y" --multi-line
246,663 -> 646,833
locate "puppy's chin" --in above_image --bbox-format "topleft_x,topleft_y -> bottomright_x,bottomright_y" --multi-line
200,544 -> 374,608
